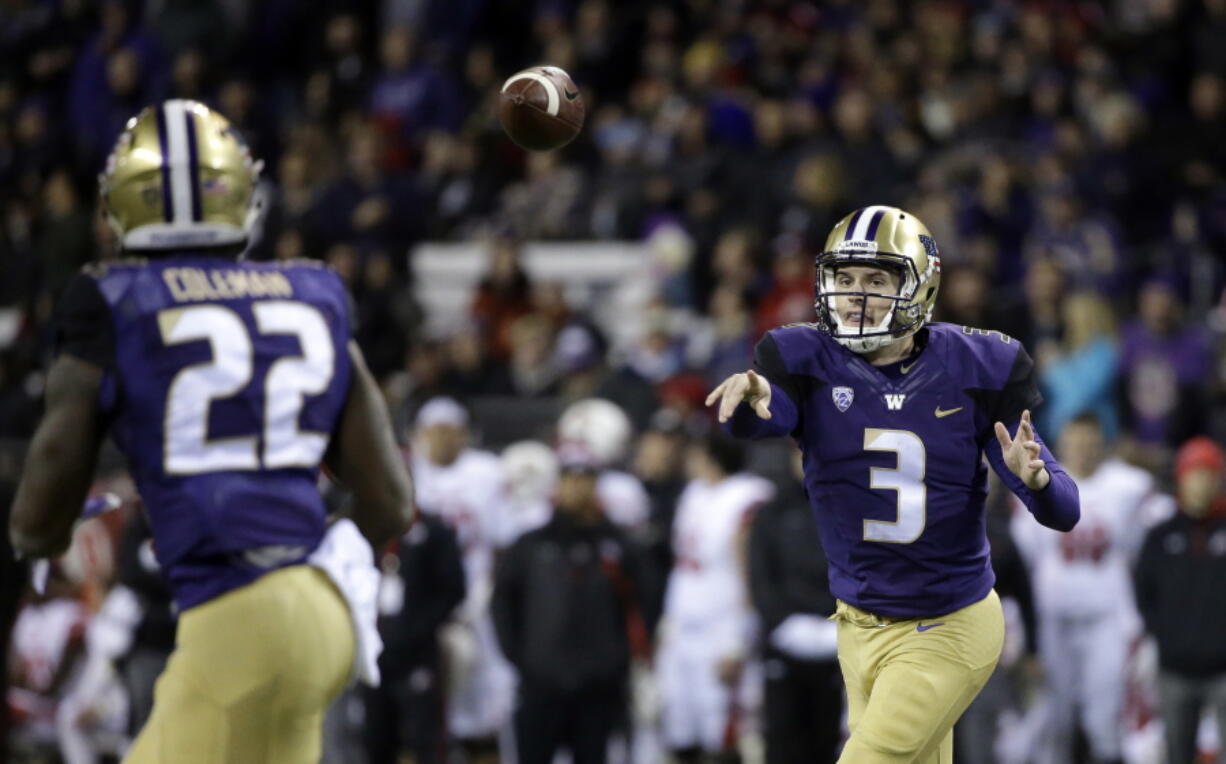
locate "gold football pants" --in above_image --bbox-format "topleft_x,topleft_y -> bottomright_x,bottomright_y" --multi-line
834,589 -> 1004,763
125,565 -> 355,763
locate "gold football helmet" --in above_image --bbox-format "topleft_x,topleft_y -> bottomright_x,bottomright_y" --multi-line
99,99 -> 263,251
816,205 -> 942,353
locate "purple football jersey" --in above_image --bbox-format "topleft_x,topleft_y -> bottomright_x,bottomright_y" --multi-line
59,256 -> 353,610
726,322 -> 1079,618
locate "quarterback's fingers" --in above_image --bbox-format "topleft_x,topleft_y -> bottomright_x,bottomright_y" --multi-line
994,421 -> 1012,449
1020,410 -> 1034,437
746,369 -> 764,394
718,377 -> 748,422
751,396 -> 772,420
705,378 -> 731,407
1028,458 -> 1045,470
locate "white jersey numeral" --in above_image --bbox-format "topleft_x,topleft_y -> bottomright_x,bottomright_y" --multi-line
254,302 -> 335,468
862,428 -> 927,543
158,302 -> 335,475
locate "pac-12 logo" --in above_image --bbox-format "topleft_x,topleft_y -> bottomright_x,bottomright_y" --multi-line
832,386 -> 855,412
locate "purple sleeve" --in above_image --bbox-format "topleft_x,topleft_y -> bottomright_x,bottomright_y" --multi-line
723,382 -> 798,440
985,425 -> 1080,532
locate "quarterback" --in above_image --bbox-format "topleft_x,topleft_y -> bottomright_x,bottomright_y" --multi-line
9,100 -> 415,762
707,206 -> 1080,763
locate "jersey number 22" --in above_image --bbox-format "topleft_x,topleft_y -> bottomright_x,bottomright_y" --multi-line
157,302 -> 335,475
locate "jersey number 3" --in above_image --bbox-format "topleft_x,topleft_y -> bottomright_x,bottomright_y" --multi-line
157,302 -> 335,475
863,428 -> 927,543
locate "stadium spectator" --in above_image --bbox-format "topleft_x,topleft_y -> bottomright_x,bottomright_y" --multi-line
365,512 -> 466,764
631,412 -> 688,624
493,446 -> 653,764
1134,436 -> 1226,764
1118,276 -> 1213,463
112,512 -> 175,735
1037,291 -> 1120,443
748,446 -> 842,764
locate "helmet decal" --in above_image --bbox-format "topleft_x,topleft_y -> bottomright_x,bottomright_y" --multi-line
100,99 -> 263,252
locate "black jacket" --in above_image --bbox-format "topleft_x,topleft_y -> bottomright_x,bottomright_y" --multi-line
748,481 -> 835,633
1134,511 -> 1226,677
118,513 -> 176,653
493,512 -> 652,693
378,513 -> 466,679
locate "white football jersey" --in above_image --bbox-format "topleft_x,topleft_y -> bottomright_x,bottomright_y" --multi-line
665,473 -> 775,628
11,599 -> 88,693
411,448 -> 514,608
1011,458 -> 1173,618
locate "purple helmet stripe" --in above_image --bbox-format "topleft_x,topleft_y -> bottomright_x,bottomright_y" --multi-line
865,208 -> 887,240
843,208 -> 865,241
154,106 -> 174,222
184,109 -> 203,222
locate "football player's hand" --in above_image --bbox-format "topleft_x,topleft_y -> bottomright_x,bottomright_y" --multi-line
705,370 -> 771,423
994,409 -> 1050,491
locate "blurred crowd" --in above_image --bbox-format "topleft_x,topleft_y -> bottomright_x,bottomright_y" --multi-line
3,0 -> 1226,762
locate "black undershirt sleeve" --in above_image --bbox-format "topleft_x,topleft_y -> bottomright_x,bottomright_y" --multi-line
55,273 -> 115,369
995,343 -> 1044,425
753,333 -> 802,406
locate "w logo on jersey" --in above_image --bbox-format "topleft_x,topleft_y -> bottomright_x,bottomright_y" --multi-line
884,394 -> 907,410
832,386 -> 855,412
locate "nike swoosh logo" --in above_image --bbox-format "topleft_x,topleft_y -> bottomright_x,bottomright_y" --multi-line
916,622 -> 945,632
900,361 -> 917,374
564,89 -> 579,101
934,406 -> 963,418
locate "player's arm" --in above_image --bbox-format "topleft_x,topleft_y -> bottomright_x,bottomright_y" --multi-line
985,343 -> 1079,531
10,273 -> 115,558
9,355 -> 107,558
709,333 -> 800,439
325,341 -> 415,548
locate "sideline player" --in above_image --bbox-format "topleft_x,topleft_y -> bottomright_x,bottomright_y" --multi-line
1011,412 -> 1171,763
410,397 -> 515,761
9,100 -> 415,763
656,433 -> 773,760
707,206 -> 1080,763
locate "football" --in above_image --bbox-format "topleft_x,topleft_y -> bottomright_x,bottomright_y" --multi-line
498,66 -> 585,151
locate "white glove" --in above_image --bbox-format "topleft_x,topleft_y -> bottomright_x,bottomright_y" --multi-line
769,614 -> 839,661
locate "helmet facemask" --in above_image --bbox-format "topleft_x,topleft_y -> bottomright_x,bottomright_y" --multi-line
814,251 -> 927,354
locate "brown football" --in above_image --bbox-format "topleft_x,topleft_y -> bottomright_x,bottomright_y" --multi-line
498,66 -> 585,151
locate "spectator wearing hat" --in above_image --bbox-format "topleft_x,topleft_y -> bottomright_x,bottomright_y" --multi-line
1134,437 -> 1226,764
492,446 -> 654,764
